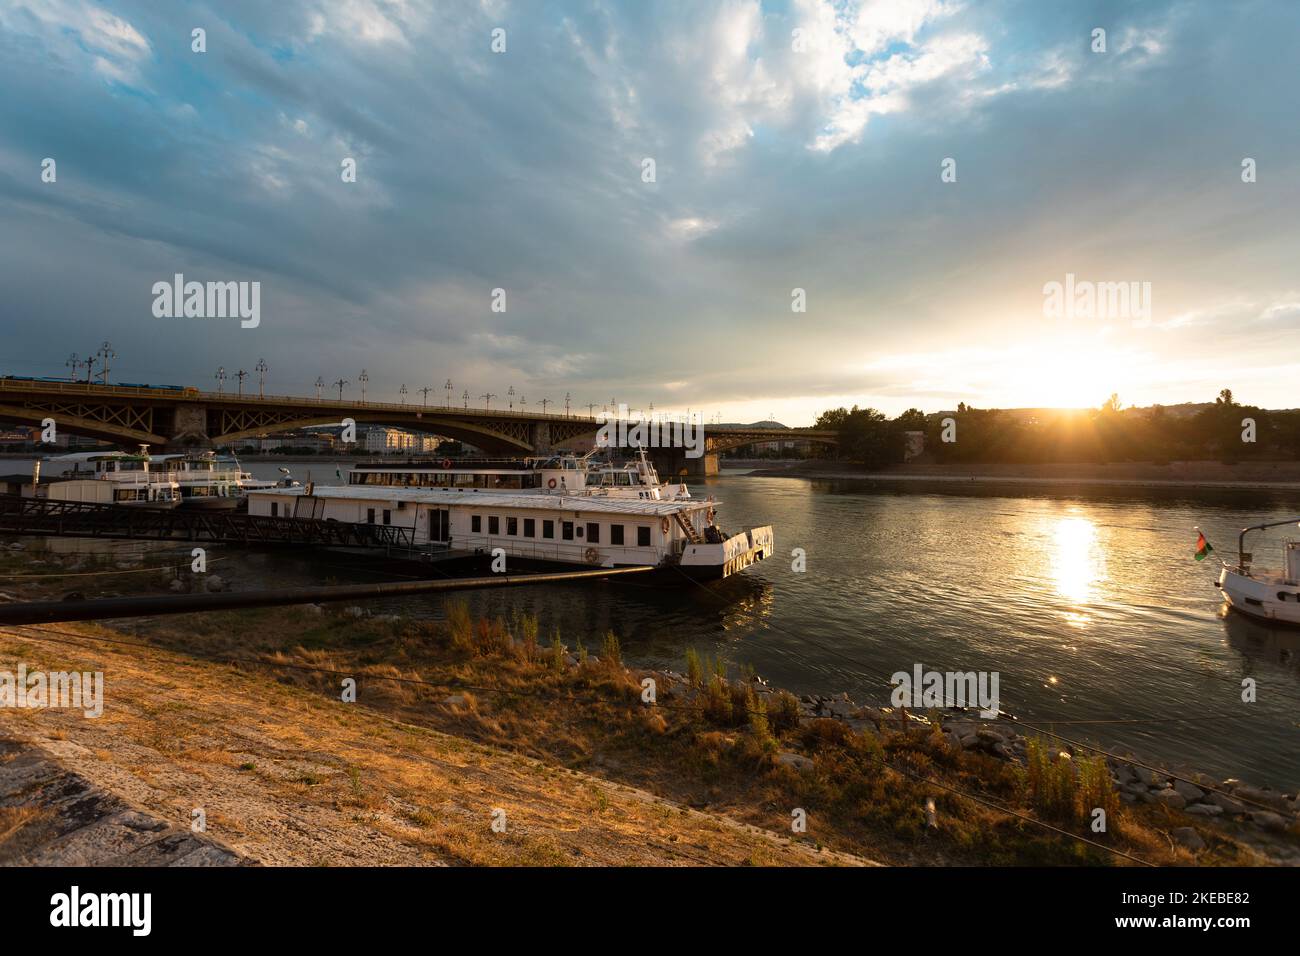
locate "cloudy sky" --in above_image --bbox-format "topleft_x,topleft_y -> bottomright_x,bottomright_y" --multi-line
1,0 -> 1298,425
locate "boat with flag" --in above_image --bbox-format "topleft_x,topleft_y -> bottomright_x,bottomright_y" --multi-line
1210,518 -> 1300,625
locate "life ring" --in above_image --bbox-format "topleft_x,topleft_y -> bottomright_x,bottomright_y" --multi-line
547,478 -> 557,489
661,517 -> 670,534
441,458 -> 452,470
584,547 -> 600,564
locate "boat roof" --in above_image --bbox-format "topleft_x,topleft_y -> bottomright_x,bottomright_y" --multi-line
45,451 -> 147,463
249,485 -> 712,515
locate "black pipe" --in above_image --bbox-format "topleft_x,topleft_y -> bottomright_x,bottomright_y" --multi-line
0,565 -> 655,625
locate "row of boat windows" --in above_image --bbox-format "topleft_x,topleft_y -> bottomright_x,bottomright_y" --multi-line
264,502 -> 653,547
350,471 -> 644,489
470,514 -> 652,547
352,473 -> 544,489
114,488 -> 175,501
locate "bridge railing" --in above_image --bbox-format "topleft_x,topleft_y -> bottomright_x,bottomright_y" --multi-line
2,380 -> 836,435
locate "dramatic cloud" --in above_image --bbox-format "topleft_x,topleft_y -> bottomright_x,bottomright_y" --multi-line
1,0 -> 1298,423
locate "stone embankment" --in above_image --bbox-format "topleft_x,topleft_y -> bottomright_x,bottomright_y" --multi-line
0,738 -> 245,866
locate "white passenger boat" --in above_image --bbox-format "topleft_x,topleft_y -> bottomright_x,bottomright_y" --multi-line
238,465 -> 302,495
37,446 -> 181,508
153,452 -> 244,510
1216,517 -> 1300,626
247,450 -> 773,581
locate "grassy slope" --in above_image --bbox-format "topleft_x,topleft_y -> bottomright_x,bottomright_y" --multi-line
0,625 -> 868,867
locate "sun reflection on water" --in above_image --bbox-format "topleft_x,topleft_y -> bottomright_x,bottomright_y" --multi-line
1051,516 -> 1106,611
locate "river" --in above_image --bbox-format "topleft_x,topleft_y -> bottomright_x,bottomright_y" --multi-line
11,456 -> 1300,788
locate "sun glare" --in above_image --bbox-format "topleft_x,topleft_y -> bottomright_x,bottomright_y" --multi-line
1006,339 -> 1140,409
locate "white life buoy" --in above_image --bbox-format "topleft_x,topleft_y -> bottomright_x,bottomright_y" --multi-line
547,478 -> 557,489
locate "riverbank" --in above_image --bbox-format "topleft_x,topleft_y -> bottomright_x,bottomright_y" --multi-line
744,459 -> 1300,491
2,539 -> 1297,865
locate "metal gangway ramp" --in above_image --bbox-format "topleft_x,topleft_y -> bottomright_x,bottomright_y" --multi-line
0,493 -> 414,550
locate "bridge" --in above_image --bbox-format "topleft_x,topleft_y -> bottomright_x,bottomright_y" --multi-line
0,378 -> 837,474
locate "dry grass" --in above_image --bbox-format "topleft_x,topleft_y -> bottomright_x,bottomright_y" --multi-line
0,549 -> 1282,866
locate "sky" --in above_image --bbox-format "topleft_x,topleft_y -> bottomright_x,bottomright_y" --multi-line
1,0 -> 1298,426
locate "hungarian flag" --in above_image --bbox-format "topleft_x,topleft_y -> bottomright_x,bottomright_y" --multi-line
1194,531 -> 1213,561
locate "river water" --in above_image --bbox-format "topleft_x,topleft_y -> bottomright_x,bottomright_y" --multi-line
12,457 -> 1300,788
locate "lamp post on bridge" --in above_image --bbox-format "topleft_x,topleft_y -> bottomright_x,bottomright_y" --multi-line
539,398 -> 551,414
334,378 -> 348,400
65,353 -> 82,382
444,379 -> 453,407
215,366 -> 227,395
565,392 -> 571,417
399,384 -> 408,404
480,392 -> 496,411
419,386 -> 432,406
507,386 -> 515,411
235,369 -> 247,396
358,369 -> 369,403
462,389 -> 469,409
83,353 -> 96,384
255,358 -> 267,398
97,342 -> 115,384
314,376 -> 324,400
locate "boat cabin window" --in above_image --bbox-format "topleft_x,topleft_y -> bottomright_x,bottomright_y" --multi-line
507,517 -> 518,535
637,526 -> 651,547
471,515 -> 482,533
382,510 -> 391,525
524,518 -> 535,537
561,521 -> 574,540
543,520 -> 555,539
488,516 -> 500,535
270,501 -> 279,517
610,524 -> 624,546
366,508 -> 376,524
586,523 -> 600,543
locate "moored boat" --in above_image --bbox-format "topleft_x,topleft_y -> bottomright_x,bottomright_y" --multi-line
153,452 -> 243,510
247,450 -> 772,581
1215,517 -> 1300,625
37,446 -> 181,508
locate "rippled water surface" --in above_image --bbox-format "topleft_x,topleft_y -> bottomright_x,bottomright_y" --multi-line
19,458 -> 1300,787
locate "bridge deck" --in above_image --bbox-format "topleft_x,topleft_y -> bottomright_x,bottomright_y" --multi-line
0,494 -> 414,549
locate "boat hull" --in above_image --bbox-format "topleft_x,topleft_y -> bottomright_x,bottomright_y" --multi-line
1218,567 -> 1300,626
178,496 -> 242,511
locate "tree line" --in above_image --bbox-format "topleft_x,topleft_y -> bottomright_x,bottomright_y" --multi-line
814,390 -> 1300,467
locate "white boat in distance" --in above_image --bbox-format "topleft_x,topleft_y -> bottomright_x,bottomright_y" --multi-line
247,450 -> 774,581
152,452 -> 299,509
38,446 -> 181,508
1216,517 -> 1300,625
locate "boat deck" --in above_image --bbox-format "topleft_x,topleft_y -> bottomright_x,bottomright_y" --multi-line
254,485 -> 712,515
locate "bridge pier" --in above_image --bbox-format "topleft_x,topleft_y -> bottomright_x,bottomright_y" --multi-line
529,421 -> 553,455
649,449 -> 718,479
163,405 -> 212,451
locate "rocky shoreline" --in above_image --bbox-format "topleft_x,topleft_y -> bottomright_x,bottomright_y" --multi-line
786,689 -> 1299,857
628,660 -> 1297,858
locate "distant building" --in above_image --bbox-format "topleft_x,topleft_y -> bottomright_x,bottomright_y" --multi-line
365,427 -> 416,454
